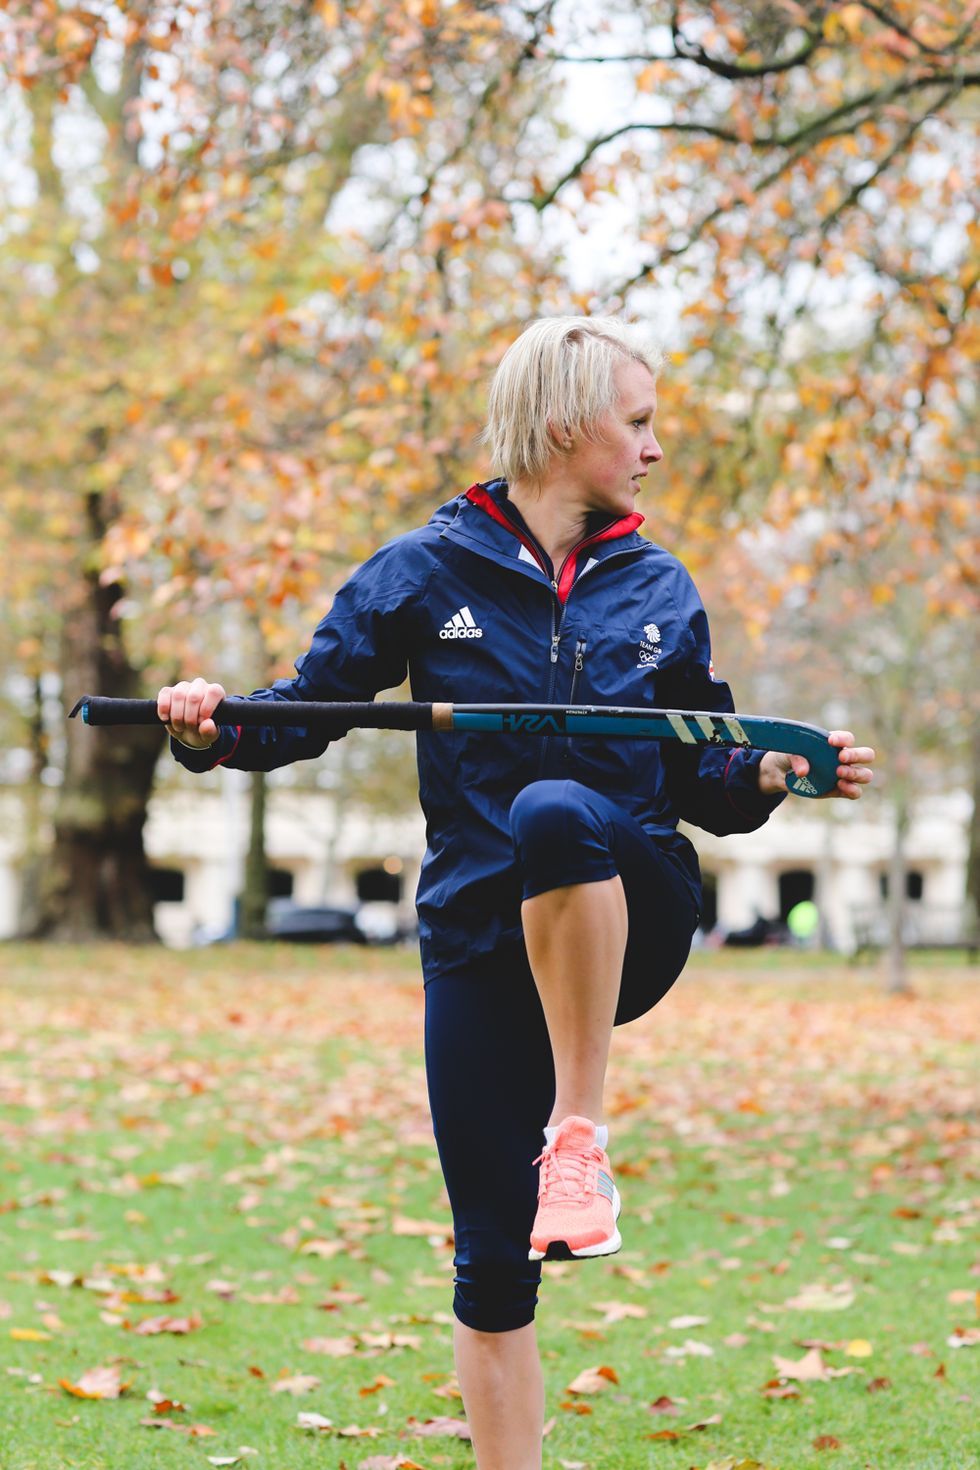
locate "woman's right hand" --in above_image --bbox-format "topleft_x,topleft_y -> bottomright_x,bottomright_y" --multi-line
157,679 -> 227,748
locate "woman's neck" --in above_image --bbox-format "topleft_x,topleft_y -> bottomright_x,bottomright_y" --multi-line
506,479 -> 589,571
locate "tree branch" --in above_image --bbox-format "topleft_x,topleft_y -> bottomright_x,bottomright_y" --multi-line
543,25 -> 823,78
856,2 -> 972,57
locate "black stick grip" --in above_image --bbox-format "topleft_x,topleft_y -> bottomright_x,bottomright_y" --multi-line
69,696 -> 434,732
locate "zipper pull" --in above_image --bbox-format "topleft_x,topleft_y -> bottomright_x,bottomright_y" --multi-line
550,633 -> 561,664
551,579 -> 559,594
574,638 -> 586,673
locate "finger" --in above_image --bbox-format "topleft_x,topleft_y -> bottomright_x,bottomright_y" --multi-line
828,729 -> 856,747
838,746 -> 875,765
157,686 -> 172,722
201,684 -> 226,720
838,764 -> 873,784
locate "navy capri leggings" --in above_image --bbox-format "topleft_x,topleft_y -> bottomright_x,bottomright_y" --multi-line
423,779 -> 699,1334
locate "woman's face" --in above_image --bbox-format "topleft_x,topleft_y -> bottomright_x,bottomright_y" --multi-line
564,358 -> 663,519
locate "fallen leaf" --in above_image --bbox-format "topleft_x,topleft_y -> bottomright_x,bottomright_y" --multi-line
298,1239 -> 346,1258
359,1374 -> 396,1395
359,1459 -> 428,1469
663,1339 -> 714,1359
405,1416 -> 472,1439
271,1373 -> 320,1395
140,1419 -> 216,1436
145,1391 -> 187,1412
814,1435 -> 841,1450
784,1283 -> 855,1312
592,1300 -> 647,1323
772,1348 -> 831,1381
668,1314 -> 709,1329
126,1313 -> 203,1336
59,1365 -> 131,1400
392,1216 -> 451,1237
566,1365 -> 619,1394
301,1335 -> 359,1356
649,1395 -> 679,1415
844,1339 -> 873,1357
867,1377 -> 891,1392
296,1411 -> 333,1431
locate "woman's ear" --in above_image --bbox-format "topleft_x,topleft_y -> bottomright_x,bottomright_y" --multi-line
546,418 -> 574,453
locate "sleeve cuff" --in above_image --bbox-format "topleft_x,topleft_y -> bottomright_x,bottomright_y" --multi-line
724,749 -> 788,820
170,726 -> 237,772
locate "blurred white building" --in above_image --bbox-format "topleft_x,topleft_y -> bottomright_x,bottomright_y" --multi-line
0,774 -> 972,952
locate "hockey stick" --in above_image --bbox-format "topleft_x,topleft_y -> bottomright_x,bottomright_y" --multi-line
69,695 -> 838,798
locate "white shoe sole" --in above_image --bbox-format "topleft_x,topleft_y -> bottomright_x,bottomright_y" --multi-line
528,1185 -> 622,1261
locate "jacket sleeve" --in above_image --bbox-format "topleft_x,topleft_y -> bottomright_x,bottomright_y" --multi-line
171,538 -> 419,775
658,584 -> 787,836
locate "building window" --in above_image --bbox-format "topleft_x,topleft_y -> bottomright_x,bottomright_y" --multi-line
356,866 -> 403,903
778,869 -> 814,922
150,867 -> 185,903
269,868 -> 294,899
879,870 -> 924,901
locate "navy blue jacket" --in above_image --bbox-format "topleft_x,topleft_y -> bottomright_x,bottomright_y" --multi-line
173,481 -> 785,976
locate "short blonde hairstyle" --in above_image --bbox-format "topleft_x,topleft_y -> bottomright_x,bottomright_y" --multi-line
481,316 -> 665,485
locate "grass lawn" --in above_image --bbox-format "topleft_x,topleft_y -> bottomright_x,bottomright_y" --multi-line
1,944 -> 977,1470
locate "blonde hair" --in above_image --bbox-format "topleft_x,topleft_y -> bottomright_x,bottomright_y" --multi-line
481,316 -> 665,485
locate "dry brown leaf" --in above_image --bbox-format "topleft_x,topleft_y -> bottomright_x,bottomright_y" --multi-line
126,1313 -> 202,1336
296,1411 -> 333,1431
301,1335 -> 359,1356
140,1418 -> 216,1436
359,1458 -> 428,1469
59,1365 -> 130,1400
566,1364 -> 619,1394
271,1373 -> 320,1395
405,1415 -> 472,1439
772,1347 -> 832,1381
392,1216 -> 451,1237
649,1395 -> 679,1415
784,1283 -> 855,1312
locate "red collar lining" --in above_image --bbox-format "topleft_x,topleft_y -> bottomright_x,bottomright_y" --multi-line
464,484 -> 643,605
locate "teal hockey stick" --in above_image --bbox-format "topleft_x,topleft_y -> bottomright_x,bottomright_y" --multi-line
70,695 -> 840,798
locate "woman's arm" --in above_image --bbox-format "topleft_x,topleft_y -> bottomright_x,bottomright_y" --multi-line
165,537 -> 419,775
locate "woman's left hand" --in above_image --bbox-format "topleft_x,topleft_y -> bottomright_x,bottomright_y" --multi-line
759,730 -> 876,801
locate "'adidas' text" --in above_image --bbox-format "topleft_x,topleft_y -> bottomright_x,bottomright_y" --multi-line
440,605 -> 483,639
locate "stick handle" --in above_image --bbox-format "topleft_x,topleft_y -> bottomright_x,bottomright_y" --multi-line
69,696 -> 434,731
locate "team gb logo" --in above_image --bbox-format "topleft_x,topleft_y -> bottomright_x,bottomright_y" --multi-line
638,622 -> 661,669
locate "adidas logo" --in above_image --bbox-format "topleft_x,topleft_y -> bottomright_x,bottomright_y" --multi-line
440,605 -> 483,639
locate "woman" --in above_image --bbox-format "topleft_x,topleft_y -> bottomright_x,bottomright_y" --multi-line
159,316 -> 874,1470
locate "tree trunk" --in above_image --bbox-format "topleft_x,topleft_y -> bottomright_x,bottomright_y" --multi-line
30,489 -> 165,942
240,769 -> 270,939
965,718 -> 980,933
885,792 -> 910,995
15,674 -> 48,936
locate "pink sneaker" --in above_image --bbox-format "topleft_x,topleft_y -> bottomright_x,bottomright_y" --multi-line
528,1116 -> 622,1262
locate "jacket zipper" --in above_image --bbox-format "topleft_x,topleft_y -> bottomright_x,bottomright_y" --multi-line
539,584 -> 564,778
569,638 -> 587,704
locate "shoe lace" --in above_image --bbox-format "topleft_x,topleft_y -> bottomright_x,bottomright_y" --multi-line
531,1142 -> 601,1205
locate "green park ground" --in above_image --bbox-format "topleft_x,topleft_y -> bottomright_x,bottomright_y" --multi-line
1,945 -> 977,1470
